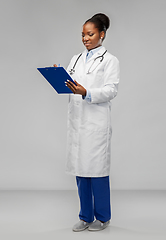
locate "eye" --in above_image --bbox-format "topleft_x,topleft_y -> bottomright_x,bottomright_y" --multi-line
89,33 -> 94,37
82,33 -> 85,37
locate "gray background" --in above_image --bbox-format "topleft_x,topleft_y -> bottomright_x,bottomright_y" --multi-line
0,0 -> 165,190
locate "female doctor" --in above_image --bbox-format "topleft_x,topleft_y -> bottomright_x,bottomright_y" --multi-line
55,13 -> 120,231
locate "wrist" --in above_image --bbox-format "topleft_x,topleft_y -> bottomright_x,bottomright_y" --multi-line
82,89 -> 86,99
82,89 -> 86,97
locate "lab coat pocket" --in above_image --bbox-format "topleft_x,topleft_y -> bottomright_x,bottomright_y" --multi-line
86,103 -> 109,132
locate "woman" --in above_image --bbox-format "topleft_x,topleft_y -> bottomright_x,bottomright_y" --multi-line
56,13 -> 119,231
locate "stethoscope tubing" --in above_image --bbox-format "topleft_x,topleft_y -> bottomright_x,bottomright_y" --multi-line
69,50 -> 107,75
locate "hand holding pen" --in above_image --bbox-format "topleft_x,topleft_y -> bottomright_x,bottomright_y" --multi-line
53,64 -> 60,67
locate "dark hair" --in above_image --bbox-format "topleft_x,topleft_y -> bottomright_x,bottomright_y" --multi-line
84,13 -> 110,40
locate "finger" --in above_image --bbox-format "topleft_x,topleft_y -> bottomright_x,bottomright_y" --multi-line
65,80 -> 75,90
67,80 -> 77,90
74,80 -> 78,85
74,80 -> 81,87
66,82 -> 76,93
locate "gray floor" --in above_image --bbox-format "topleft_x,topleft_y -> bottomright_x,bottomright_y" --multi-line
0,190 -> 165,240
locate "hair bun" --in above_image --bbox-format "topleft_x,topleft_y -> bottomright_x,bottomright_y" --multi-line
92,13 -> 110,30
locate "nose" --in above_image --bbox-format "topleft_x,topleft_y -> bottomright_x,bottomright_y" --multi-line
83,35 -> 89,41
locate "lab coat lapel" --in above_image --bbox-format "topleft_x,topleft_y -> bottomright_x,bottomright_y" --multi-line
82,50 -> 87,63
86,46 -> 106,63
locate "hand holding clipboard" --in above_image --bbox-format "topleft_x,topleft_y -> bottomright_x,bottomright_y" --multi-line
37,65 -> 76,94
37,65 -> 86,96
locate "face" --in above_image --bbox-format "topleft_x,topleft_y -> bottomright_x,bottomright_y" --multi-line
82,22 -> 104,51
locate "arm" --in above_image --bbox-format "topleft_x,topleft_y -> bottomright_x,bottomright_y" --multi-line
89,56 -> 120,104
65,55 -> 120,103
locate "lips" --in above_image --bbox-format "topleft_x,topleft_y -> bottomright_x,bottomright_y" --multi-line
84,42 -> 90,46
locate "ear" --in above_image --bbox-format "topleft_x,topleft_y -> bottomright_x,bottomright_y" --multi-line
100,31 -> 105,40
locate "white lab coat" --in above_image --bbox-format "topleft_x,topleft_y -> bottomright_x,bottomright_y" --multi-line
65,46 -> 120,177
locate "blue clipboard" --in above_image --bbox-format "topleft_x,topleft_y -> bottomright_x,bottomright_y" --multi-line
37,67 -> 75,94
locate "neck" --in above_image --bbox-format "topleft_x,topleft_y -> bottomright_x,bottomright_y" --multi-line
88,45 -> 102,52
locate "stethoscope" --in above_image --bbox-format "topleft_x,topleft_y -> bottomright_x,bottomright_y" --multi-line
69,50 -> 107,75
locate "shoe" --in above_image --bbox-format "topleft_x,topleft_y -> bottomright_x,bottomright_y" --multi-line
88,220 -> 110,231
72,220 -> 92,232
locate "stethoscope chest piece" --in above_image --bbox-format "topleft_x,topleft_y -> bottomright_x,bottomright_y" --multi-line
69,69 -> 75,75
69,53 -> 82,75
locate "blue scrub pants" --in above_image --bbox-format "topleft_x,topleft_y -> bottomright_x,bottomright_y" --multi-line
76,176 -> 111,223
